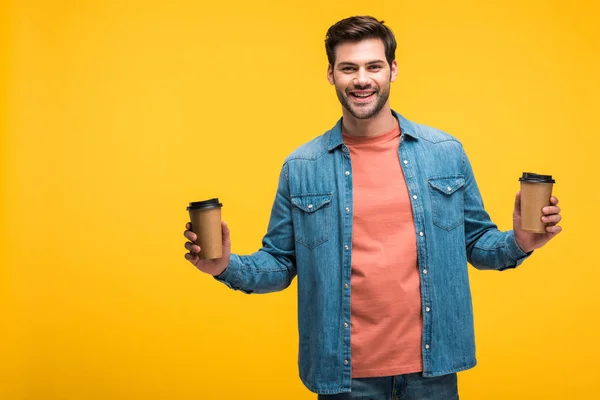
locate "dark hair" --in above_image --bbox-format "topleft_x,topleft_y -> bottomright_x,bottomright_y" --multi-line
325,16 -> 397,67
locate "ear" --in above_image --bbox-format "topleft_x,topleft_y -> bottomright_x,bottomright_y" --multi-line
327,64 -> 334,85
390,60 -> 398,82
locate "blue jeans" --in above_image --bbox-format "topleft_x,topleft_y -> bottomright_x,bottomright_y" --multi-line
317,373 -> 459,400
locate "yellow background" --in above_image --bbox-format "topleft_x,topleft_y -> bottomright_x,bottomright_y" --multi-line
2,0 -> 598,399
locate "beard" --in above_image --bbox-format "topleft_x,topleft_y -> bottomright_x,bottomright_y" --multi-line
335,80 -> 391,120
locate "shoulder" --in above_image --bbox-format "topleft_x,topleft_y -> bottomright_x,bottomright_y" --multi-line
394,110 -> 465,150
412,121 -> 463,147
283,130 -> 332,163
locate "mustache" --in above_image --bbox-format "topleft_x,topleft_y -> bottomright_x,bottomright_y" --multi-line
350,84 -> 375,90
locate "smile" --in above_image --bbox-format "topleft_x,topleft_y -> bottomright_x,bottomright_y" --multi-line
349,91 -> 376,102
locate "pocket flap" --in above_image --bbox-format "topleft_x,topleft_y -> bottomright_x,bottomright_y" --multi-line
291,194 -> 332,213
428,176 -> 465,195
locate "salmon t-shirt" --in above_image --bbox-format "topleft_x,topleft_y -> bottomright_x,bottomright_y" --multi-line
342,121 -> 423,378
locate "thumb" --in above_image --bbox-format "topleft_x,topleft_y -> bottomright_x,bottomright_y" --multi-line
221,221 -> 231,256
514,191 -> 522,218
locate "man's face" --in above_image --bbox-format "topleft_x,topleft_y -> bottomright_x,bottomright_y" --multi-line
327,38 -> 398,120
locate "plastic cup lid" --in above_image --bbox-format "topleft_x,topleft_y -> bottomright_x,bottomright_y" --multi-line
519,172 -> 555,183
187,198 -> 223,211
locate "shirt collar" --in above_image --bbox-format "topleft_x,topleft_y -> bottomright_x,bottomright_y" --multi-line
327,109 -> 418,151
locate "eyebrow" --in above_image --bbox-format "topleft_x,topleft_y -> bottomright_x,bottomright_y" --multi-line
337,60 -> 386,67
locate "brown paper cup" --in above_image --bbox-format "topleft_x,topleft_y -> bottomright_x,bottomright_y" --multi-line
187,198 -> 223,259
519,173 -> 555,234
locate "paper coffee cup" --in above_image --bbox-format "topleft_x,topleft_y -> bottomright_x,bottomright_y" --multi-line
187,198 -> 223,259
519,172 -> 555,234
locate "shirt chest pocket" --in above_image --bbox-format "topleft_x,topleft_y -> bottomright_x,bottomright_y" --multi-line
427,176 -> 465,231
291,193 -> 332,249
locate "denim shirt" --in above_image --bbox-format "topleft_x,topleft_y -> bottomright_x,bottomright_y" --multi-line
215,110 -> 530,394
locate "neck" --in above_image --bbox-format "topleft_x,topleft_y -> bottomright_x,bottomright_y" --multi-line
341,104 -> 396,137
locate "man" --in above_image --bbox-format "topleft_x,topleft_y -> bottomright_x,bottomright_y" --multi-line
183,16 -> 562,399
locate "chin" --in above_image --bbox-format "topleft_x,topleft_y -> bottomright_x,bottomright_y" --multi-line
351,106 -> 379,119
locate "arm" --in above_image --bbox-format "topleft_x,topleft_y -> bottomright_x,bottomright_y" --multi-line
462,148 -> 531,270
213,162 -> 297,293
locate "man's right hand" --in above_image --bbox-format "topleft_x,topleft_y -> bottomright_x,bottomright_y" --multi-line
184,221 -> 231,277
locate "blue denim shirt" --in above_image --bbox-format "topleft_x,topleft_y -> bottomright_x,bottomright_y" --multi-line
215,110 -> 530,394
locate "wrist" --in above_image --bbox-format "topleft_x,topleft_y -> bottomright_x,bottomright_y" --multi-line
515,236 -> 534,254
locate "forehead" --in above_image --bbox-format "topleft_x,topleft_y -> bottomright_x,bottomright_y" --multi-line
334,38 -> 386,65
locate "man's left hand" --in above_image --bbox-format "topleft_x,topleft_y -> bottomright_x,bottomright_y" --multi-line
513,191 -> 562,253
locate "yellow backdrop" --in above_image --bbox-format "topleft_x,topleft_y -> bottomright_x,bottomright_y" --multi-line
2,0 -> 598,399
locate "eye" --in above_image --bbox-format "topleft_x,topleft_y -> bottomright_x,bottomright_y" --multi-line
369,65 -> 383,71
341,67 -> 356,72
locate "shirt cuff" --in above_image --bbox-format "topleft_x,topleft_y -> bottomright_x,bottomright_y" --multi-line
213,254 -> 249,292
500,231 -> 533,270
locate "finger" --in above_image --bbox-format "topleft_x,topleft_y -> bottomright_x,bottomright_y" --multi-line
542,206 -> 561,215
185,242 -> 201,253
542,214 -> 561,224
550,196 -> 559,205
546,225 -> 562,234
186,222 -> 192,230
184,229 -> 197,242
185,252 -> 199,263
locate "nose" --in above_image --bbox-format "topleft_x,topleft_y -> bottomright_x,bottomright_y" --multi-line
353,67 -> 370,87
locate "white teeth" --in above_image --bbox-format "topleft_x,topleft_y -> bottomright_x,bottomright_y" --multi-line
352,92 -> 374,98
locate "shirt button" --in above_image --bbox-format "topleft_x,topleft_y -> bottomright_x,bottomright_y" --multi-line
425,344 -> 430,350
344,283 -> 349,289
344,245 -> 349,250
344,322 -> 349,328
345,207 -> 350,212
423,269 -> 428,274
419,231 -> 424,237
426,307 -> 431,312
447,186 -> 452,192
345,171 -> 350,176
308,204 -> 313,209
403,160 -> 408,165
412,195 -> 418,200
344,360 -> 349,365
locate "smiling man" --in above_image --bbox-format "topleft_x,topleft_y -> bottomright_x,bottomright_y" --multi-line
183,16 -> 563,399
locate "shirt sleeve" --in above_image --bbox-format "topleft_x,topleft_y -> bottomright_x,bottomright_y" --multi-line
213,162 -> 297,293
462,148 -> 532,270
